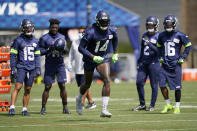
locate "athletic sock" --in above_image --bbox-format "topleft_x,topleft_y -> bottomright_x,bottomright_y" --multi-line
22,107 -> 27,112
10,105 -> 15,109
165,99 -> 170,105
175,102 -> 180,108
102,96 -> 109,112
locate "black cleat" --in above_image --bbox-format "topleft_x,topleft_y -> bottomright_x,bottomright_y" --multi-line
22,111 -> 30,116
63,108 -> 71,114
145,106 -> 155,111
40,108 -> 46,115
132,105 -> 146,111
9,108 -> 15,115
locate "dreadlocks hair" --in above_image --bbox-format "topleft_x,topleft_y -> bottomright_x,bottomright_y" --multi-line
49,18 -> 61,26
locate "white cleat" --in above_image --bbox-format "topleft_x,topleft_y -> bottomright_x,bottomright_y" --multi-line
100,110 -> 112,118
76,97 -> 84,115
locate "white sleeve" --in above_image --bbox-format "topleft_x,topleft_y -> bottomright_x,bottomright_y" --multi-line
68,43 -> 75,68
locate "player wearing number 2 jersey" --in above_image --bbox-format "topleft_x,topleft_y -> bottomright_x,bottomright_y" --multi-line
76,10 -> 118,117
133,16 -> 160,112
157,15 -> 192,114
9,19 -> 41,116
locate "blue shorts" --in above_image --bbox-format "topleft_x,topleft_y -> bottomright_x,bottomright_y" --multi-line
84,59 -> 109,72
44,64 -> 67,85
159,64 -> 182,90
16,68 -> 34,87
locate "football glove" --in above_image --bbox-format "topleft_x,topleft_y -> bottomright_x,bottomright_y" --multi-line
178,57 -> 184,64
93,56 -> 104,63
34,67 -> 41,77
159,57 -> 164,63
112,53 -> 119,63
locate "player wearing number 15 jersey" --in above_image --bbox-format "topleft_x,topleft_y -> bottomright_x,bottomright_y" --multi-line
157,15 -> 192,114
9,19 -> 41,116
76,10 -> 118,117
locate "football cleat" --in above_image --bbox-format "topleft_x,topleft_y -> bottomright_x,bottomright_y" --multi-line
132,105 -> 146,111
9,108 -> 15,115
173,107 -> 180,114
76,97 -> 84,115
40,107 -> 46,115
100,110 -> 112,118
22,111 -> 30,116
85,102 -> 96,109
145,106 -> 155,111
161,104 -> 173,114
63,108 -> 71,114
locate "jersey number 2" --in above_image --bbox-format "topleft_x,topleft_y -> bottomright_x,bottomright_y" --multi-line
24,47 -> 34,61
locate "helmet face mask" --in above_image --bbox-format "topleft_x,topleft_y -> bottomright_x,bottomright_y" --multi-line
163,15 -> 177,32
146,16 -> 159,33
21,19 -> 34,36
96,10 -> 110,31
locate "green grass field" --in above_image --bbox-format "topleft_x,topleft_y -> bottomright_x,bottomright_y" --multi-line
0,81 -> 197,131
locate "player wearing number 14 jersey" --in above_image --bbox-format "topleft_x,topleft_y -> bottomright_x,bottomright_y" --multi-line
157,15 -> 192,114
76,10 -> 118,117
9,19 -> 41,116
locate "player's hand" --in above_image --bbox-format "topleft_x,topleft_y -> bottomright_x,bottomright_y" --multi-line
159,57 -> 164,63
49,45 -> 55,52
93,56 -> 104,63
34,67 -> 41,77
178,57 -> 184,64
112,53 -> 119,63
67,67 -> 72,72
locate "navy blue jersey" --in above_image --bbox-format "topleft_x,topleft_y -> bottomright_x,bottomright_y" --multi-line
78,24 -> 118,63
157,30 -> 192,69
39,32 -> 66,65
138,32 -> 159,64
10,34 -> 40,70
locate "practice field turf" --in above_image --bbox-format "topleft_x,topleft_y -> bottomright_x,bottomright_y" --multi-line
0,81 -> 197,131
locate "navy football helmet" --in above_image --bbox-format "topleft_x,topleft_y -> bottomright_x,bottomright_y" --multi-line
146,16 -> 159,32
20,19 -> 34,36
95,10 -> 110,31
163,14 -> 177,32
54,38 -> 66,51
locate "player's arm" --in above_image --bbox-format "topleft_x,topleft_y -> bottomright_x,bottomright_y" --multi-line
67,44 -> 74,71
10,39 -> 18,78
34,43 -> 41,76
181,35 -> 192,59
137,40 -> 144,64
147,42 -> 158,54
156,35 -> 164,62
111,27 -> 119,63
38,37 -> 50,56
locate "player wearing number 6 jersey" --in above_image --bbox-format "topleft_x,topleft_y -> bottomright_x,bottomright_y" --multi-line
76,10 -> 118,117
9,19 -> 41,116
157,15 -> 192,114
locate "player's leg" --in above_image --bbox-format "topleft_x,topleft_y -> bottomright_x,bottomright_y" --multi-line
146,62 -> 160,111
76,74 -> 96,109
160,67 -> 172,113
57,65 -> 70,114
76,62 -> 95,115
40,67 -> 54,114
9,69 -> 25,115
76,71 -> 94,115
133,64 -> 147,111
58,82 -> 71,114
22,70 -> 34,116
173,64 -> 182,114
96,62 -> 112,117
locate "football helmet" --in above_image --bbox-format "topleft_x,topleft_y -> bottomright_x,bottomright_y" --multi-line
146,16 -> 159,32
54,38 -> 66,51
20,19 -> 34,36
163,14 -> 177,32
95,10 -> 110,31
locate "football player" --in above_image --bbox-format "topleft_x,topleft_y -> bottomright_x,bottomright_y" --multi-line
9,19 -> 41,116
76,10 -> 119,117
157,15 -> 192,114
68,28 -> 96,109
39,18 -> 70,115
133,16 -> 160,111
